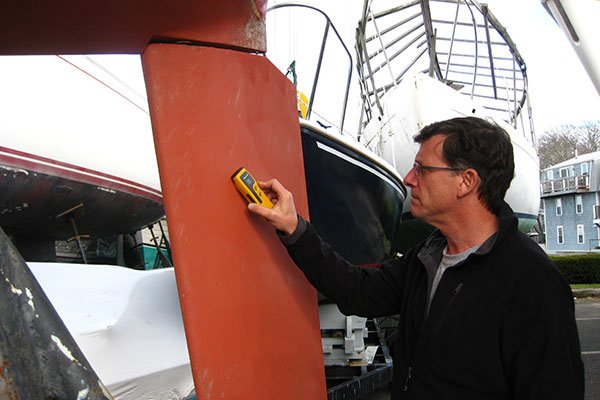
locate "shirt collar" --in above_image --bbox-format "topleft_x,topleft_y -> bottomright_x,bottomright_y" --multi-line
416,200 -> 516,271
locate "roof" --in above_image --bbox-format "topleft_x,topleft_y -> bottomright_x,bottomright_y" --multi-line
543,151 -> 600,171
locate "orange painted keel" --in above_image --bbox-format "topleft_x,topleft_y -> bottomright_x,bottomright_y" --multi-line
142,44 -> 327,399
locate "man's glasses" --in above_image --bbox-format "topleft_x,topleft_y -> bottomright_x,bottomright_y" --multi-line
412,161 -> 464,176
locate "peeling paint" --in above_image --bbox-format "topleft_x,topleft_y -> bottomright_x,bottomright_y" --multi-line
51,335 -> 77,363
77,386 -> 89,400
25,288 -> 35,311
96,186 -> 116,194
1,203 -> 29,215
0,165 -> 29,175
6,277 -> 23,295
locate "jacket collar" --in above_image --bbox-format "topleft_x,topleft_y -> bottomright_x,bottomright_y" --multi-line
416,201 -> 517,279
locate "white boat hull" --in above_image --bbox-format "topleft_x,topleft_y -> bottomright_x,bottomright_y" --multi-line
364,73 -> 539,233
29,262 -> 194,400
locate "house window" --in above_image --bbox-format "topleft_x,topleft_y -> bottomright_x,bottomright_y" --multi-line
576,195 -> 583,214
577,224 -> 585,244
581,162 -> 589,175
559,167 -> 570,178
546,170 -> 554,180
557,226 -> 564,244
556,198 -> 562,216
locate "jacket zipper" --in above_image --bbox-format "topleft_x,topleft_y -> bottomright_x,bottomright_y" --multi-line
432,282 -> 464,339
404,283 -> 464,392
453,282 -> 463,296
403,366 -> 413,391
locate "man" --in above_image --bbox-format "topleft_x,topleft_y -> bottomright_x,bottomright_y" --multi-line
248,117 -> 584,399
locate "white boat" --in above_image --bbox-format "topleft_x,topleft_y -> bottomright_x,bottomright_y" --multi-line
28,262 -> 194,399
355,0 -> 540,248
0,55 -> 164,261
269,0 -> 540,251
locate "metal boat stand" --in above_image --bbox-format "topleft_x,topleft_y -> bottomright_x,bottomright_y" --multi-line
56,203 -> 89,264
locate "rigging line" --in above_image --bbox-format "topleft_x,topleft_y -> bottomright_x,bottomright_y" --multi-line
56,55 -> 149,115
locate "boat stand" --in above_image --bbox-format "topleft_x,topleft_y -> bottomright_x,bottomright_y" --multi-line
146,222 -> 172,269
56,203 -> 89,264
325,318 -> 393,399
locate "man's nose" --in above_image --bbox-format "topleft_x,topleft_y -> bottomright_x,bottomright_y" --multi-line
404,166 -> 417,188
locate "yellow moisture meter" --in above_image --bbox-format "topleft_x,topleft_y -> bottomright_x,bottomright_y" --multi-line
231,167 -> 273,209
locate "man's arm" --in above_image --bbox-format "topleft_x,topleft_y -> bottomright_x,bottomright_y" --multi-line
501,267 -> 584,399
248,178 -> 406,318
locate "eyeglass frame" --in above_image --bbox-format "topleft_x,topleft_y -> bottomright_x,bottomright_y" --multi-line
412,161 -> 464,176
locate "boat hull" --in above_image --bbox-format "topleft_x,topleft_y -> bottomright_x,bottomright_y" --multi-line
365,74 -> 540,251
0,146 -> 164,240
28,262 -> 193,400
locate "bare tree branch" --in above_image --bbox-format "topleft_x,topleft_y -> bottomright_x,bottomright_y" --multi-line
538,121 -> 600,169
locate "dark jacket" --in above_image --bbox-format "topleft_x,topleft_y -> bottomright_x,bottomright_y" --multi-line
282,203 -> 584,399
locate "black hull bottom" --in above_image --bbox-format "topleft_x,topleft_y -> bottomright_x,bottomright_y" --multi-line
0,166 -> 164,240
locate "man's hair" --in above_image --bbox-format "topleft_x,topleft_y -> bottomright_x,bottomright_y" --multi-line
413,116 -> 515,214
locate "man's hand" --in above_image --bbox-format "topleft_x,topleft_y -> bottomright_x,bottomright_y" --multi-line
247,178 -> 298,235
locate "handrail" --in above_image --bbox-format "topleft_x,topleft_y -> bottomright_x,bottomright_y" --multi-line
355,0 -> 532,140
443,1 -> 460,83
540,174 -> 590,194
266,3 -> 354,135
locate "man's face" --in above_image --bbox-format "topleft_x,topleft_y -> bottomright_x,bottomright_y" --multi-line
404,134 -> 463,226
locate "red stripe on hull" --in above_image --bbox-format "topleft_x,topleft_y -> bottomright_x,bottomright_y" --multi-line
0,146 -> 162,203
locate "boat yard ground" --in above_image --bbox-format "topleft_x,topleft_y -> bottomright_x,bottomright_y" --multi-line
576,298 -> 600,400
356,296 -> 600,400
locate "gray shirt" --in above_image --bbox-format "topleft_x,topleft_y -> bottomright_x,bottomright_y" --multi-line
428,244 -> 479,306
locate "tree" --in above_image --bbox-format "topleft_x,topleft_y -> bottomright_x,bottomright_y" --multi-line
537,121 -> 600,169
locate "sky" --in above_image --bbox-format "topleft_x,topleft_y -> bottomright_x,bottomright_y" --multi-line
267,0 -> 600,136
483,0 -> 600,133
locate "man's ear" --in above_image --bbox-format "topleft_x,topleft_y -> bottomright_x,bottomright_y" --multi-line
457,168 -> 480,198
